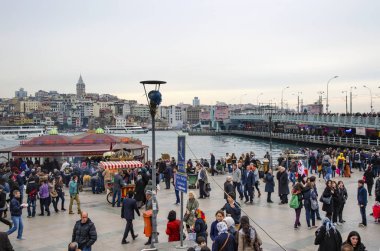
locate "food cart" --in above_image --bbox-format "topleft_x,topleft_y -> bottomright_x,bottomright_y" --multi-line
99,160 -> 144,204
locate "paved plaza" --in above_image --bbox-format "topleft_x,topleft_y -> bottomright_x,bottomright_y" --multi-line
3,171 -> 380,251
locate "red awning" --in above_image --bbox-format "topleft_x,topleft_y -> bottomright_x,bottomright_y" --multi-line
100,161 -> 143,170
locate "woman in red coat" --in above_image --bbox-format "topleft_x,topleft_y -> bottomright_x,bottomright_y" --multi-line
166,210 -> 181,242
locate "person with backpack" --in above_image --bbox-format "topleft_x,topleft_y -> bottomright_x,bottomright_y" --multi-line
302,179 -> 318,229
237,215 -> 262,251
25,177 -> 38,218
336,153 -> 345,177
314,217 -> 342,251
290,182 -> 303,229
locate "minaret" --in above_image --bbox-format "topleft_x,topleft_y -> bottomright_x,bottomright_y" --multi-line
76,75 -> 86,98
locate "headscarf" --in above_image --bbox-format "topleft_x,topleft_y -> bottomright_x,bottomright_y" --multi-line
297,160 -> 305,175
321,217 -> 336,235
224,217 -> 235,228
195,209 -> 206,222
217,222 -> 228,235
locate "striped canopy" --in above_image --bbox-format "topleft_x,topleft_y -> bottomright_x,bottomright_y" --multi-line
100,161 -> 143,170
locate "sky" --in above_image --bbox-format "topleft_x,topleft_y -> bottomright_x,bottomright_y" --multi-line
0,0 -> 380,113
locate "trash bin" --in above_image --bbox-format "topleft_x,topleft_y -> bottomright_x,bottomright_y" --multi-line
143,210 -> 152,237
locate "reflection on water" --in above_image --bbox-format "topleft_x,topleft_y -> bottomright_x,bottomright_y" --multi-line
0,131 -> 299,162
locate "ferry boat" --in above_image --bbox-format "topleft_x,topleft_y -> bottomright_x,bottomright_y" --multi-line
125,125 -> 148,134
0,126 -> 45,140
104,126 -> 127,134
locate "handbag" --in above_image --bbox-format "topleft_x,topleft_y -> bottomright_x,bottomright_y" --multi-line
206,183 -> 211,192
320,195 -> 332,205
183,213 -> 190,222
310,198 -> 319,210
289,194 -> 300,209
50,191 -> 58,198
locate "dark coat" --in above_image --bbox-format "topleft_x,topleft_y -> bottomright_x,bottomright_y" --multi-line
357,186 -> 367,206
264,173 -> 275,193
242,170 -> 255,187
194,218 -> 208,240
211,154 -> 216,166
224,182 -> 234,200
278,171 -> 289,195
314,226 -> 342,251
210,220 -> 219,241
221,202 -> 241,224
121,197 -> 140,220
72,219 -> 98,249
363,170 -> 374,185
341,241 -> 366,251
321,187 -> 333,214
212,232 -> 237,251
134,179 -> 145,202
0,232 -> 14,251
302,187 -> 312,209
9,197 -> 22,217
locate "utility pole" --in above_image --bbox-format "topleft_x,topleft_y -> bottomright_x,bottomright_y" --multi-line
326,76 -> 339,113
281,86 -> 290,111
349,86 -> 356,114
342,91 -> 348,114
317,91 -> 324,113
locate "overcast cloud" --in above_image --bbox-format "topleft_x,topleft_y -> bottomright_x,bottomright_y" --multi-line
0,0 -> 379,112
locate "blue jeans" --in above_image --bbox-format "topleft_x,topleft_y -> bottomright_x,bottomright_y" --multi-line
305,206 -> 316,227
175,189 -> 180,204
289,172 -> 296,185
82,247 -> 91,251
112,189 -> 121,207
7,216 -> 23,238
373,165 -> 379,177
27,197 -> 36,217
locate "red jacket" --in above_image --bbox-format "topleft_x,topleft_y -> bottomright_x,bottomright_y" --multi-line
166,219 -> 181,242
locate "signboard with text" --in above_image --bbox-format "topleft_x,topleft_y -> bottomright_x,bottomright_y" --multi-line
175,173 -> 188,193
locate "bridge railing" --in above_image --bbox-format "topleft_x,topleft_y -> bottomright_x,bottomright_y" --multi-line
229,114 -> 380,129
227,130 -> 380,148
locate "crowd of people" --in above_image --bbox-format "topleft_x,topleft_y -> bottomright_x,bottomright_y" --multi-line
0,145 -> 379,251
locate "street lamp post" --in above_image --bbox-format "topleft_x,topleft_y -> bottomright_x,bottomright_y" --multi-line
363,85 -> 373,113
140,80 -> 166,250
292,92 -> 302,113
256,92 -> 263,106
349,86 -> 356,114
281,86 -> 290,111
341,91 -> 348,114
326,76 -> 339,113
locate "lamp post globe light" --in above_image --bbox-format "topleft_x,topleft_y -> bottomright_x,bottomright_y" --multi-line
140,80 -> 166,250
326,76 -> 339,113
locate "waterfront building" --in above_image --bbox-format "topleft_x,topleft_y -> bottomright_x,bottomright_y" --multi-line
15,88 -> 27,99
301,102 -> 323,114
16,100 -> 41,113
115,116 -> 127,127
166,105 -> 183,129
186,106 -> 201,125
131,104 -> 150,119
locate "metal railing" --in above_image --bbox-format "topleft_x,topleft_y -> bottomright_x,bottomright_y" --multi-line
226,130 -> 380,148
229,114 -> 380,129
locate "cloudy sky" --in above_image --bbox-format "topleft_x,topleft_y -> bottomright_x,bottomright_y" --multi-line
1,0 -> 379,112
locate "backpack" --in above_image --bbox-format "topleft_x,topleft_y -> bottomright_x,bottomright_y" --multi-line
310,190 -> 319,210
289,194 -> 300,209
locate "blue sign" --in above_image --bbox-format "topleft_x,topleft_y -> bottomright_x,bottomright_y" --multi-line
175,173 -> 188,193
178,136 -> 186,173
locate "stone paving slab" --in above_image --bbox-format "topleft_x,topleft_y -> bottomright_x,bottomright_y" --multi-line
1,171 -> 379,251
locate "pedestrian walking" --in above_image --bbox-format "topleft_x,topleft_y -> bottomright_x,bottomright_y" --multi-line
237,215 -> 262,251
71,211 -> 97,251
290,182 -> 303,229
363,165 -> 374,196
6,190 -> 27,240
210,153 -> 216,176
232,164 -> 243,200
302,179 -> 318,229
198,164 -> 209,199
121,191 -> 140,244
252,165 -> 261,197
264,169 -> 275,203
69,175 -> 81,215
242,164 -> 255,204
55,176 -> 66,211
357,180 -> 368,227
223,176 -> 234,203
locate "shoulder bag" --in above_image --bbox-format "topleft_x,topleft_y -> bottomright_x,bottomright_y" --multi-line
220,233 -> 230,251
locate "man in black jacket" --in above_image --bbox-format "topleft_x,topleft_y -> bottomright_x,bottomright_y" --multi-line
72,211 -> 97,251
121,191 -> 140,244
